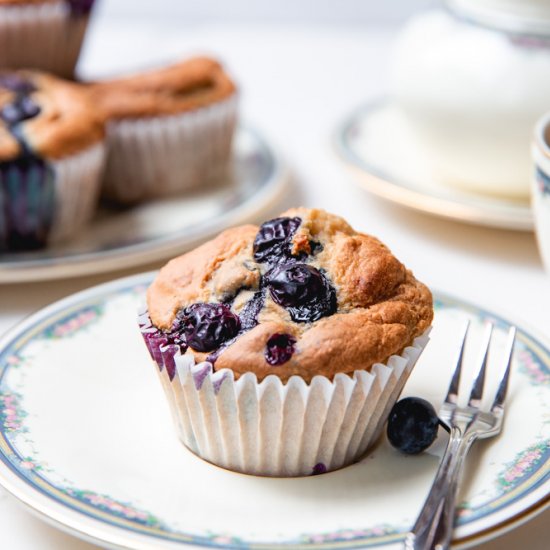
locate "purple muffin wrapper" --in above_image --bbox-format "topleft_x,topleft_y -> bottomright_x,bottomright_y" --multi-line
101,96 -> 238,204
0,2 -> 92,78
0,142 -> 105,251
139,309 -> 430,477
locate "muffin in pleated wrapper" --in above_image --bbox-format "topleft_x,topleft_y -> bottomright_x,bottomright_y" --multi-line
0,142 -> 105,249
139,208 -> 434,476
0,1 -> 95,78
0,70 -> 106,251
140,310 -> 430,477
89,57 -> 238,204
101,96 -> 237,204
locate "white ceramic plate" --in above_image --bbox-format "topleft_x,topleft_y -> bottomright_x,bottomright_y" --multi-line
0,273 -> 548,550
334,101 -> 533,232
0,127 -> 288,284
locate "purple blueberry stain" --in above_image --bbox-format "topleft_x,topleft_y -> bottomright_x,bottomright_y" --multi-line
212,372 -> 229,394
143,333 -> 167,365
0,73 -> 56,252
265,263 -> 337,323
65,0 -> 96,17
311,463 -> 327,475
139,315 -> 189,375
161,344 -> 179,381
193,364 -> 213,391
265,333 -> 296,366
253,216 -> 301,263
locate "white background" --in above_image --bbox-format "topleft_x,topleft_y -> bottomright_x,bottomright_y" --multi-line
96,0 -> 438,24
1,0 -> 549,548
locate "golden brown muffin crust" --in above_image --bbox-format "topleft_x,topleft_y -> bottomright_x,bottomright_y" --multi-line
0,71 -> 104,160
147,208 -> 433,382
88,56 -> 237,120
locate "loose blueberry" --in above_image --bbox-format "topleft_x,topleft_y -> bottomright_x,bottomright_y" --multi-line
266,263 -> 337,322
253,216 -> 301,263
265,333 -> 296,365
387,397 -> 440,455
177,303 -> 240,352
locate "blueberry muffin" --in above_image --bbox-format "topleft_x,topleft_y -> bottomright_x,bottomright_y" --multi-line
140,208 -> 433,476
89,56 -> 237,204
0,1 -> 95,78
0,71 -> 105,251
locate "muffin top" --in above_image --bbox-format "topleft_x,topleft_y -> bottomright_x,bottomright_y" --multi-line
0,71 -> 104,161
146,208 -> 433,383
88,56 -> 236,120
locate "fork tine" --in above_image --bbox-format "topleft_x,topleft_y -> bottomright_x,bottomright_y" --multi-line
468,323 -> 493,407
444,320 -> 469,404
491,327 -> 516,412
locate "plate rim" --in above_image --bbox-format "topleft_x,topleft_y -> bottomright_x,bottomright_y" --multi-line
0,126 -> 288,284
0,272 -> 548,549
333,100 -> 534,232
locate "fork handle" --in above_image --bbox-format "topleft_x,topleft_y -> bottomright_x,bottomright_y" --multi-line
403,427 -> 476,550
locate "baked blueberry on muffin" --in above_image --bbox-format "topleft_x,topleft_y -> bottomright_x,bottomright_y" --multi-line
140,208 -> 433,476
0,1 -> 96,78
89,56 -> 237,204
0,71 -> 105,252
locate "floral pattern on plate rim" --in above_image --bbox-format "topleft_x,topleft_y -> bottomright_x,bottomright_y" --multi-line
0,284 -> 547,548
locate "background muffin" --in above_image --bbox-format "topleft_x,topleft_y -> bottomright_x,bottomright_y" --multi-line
89,56 -> 238,204
0,71 -> 105,251
140,208 -> 433,476
0,0 -> 95,78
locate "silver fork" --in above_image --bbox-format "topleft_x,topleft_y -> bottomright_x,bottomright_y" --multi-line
403,322 -> 517,550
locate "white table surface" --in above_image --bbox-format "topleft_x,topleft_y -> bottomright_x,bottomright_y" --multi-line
0,16 -> 549,550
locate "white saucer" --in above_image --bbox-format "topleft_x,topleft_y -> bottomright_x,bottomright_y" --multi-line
334,101 -> 533,232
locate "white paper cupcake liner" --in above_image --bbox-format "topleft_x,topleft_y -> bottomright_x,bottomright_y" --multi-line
139,311 -> 430,477
101,96 -> 238,204
48,141 -> 106,243
0,2 -> 90,78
